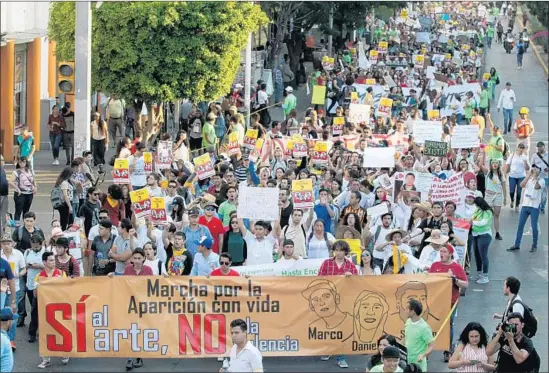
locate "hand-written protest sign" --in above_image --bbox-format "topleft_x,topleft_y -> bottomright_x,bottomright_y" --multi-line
143,152 -> 153,173
332,117 -> 345,136
424,140 -> 448,157
112,159 -> 130,184
155,141 -> 173,171
366,203 -> 389,218
413,120 -> 443,145
37,275 -> 451,357
311,85 -> 327,105
194,153 -> 215,180
244,129 -> 259,150
430,172 -> 464,203
292,179 -> 314,209
349,104 -> 371,124
227,132 -> 240,156
451,125 -> 479,149
363,147 -> 396,168
377,97 -> 393,117
130,188 -> 151,219
237,186 -> 279,221
150,197 -> 167,225
312,141 -> 329,165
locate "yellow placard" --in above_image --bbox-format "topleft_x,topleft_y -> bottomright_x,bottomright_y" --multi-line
151,197 -> 166,210
143,152 -> 153,163
245,129 -> 258,140
292,179 -> 313,192
311,85 -> 327,105
445,53 -> 452,60
228,132 -> 238,143
129,188 -> 150,203
343,239 -> 363,259
286,140 -> 294,151
255,138 -> 264,151
369,50 -> 378,60
351,92 -> 359,101
333,117 -> 345,125
401,9 -> 408,18
366,79 -> 377,85
379,97 -> 393,107
113,159 -> 129,169
428,110 -> 440,120
413,55 -> 425,65
159,180 -> 168,190
314,141 -> 328,152
37,276 -> 452,357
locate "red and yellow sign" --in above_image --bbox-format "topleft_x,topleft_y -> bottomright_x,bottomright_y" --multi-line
112,159 -> 129,184
38,275 -> 451,357
151,197 -> 167,225
143,152 -> 153,173
428,110 -> 440,120
312,141 -> 329,165
227,132 -> 240,156
378,97 -> 393,117
369,50 -> 379,62
378,41 -> 388,54
129,188 -> 151,219
194,153 -> 215,180
292,135 -> 307,158
333,117 -> 345,136
292,179 -> 314,209
243,129 -> 259,150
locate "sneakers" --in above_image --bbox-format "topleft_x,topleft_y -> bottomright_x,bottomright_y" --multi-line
62,357 -> 70,365
530,246 -> 538,252
443,351 -> 451,362
38,358 -> 51,369
133,358 -> 143,368
476,272 -> 483,281
495,232 -> 503,240
507,246 -> 520,251
476,275 -> 490,284
28,335 -> 36,343
515,205 -> 519,212
336,358 -> 349,368
126,359 -> 134,371
52,159 -> 59,165
320,355 -> 331,361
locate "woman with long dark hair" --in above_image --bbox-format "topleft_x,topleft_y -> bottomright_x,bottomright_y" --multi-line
90,112 -> 109,166
115,137 -> 132,159
480,158 -> 507,240
359,249 -> 381,276
365,334 -> 407,372
472,197 -> 494,284
54,167 -> 75,230
221,215 -> 247,266
47,105 -> 65,165
10,157 -> 37,223
448,322 -> 495,372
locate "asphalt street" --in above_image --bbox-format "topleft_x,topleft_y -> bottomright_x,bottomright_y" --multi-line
6,18 -> 549,373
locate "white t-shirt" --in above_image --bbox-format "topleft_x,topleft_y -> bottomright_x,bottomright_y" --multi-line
147,186 -> 164,198
144,258 -> 167,276
228,341 -> 263,373
1,250 -> 25,292
306,233 -> 336,259
129,155 -> 147,186
521,178 -> 545,208
243,231 -> 276,266
369,226 -> 393,260
506,154 -> 529,178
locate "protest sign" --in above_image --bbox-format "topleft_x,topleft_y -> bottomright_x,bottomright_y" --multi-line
377,97 -> 393,117
155,140 -> 173,171
311,85 -> 326,105
367,203 -> 389,218
378,41 -> 388,54
343,239 -> 362,262
412,55 -> 425,66
38,275 -> 450,357
312,141 -> 329,165
248,138 -> 265,163
414,173 -> 434,192
237,186 -> 279,221
234,258 -> 326,276
332,117 -> 345,136
244,129 -> 259,150
393,172 -> 433,195
227,132 -> 240,156
150,197 -> 167,225
430,172 -> 464,203
369,50 -> 379,62
350,91 -> 360,104
424,140 -> 448,157
112,159 -> 130,184
194,153 -> 215,180
321,56 -> 335,71
129,188 -> 151,219
412,120 -> 442,145
416,32 -> 431,44
447,218 -> 471,266
400,9 -> 408,18
375,174 -> 393,190
451,125 -> 479,149
348,104 -> 371,124
143,152 -> 153,173
365,79 -> 377,85
292,135 -> 307,158
292,179 -> 314,209
439,83 -> 481,117
427,110 -> 440,120
363,147 -> 396,168
62,231 -> 84,276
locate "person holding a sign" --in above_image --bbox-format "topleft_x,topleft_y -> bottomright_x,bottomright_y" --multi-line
237,219 -> 276,266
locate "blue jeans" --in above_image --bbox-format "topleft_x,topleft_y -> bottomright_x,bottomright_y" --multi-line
0,292 -> 20,341
72,201 -> 80,221
517,53 -> 524,67
487,36 -> 493,49
456,113 -> 464,125
514,206 -> 540,248
449,307 -> 457,353
274,83 -> 283,105
541,177 -> 549,211
49,132 -> 62,159
503,108 -> 513,132
509,177 -> 525,206
473,233 -> 492,275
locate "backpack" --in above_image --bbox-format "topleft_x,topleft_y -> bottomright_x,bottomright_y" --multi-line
517,44 -> 525,54
498,137 -> 510,160
157,260 -> 164,275
15,226 -> 44,251
51,186 -> 64,209
511,298 -> 538,338
367,225 -> 383,251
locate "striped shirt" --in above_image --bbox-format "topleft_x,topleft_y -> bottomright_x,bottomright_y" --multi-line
455,344 -> 489,372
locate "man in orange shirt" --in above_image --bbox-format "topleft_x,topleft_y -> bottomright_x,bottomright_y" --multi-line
471,108 -> 486,139
514,107 -> 535,153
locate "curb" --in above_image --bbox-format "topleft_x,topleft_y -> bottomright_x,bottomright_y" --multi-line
517,14 -> 548,75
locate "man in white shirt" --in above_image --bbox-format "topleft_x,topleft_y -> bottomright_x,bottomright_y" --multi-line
493,276 -> 525,321
237,219 -> 276,266
128,142 -> 148,190
226,318 -> 263,372
496,82 -> 516,134
508,166 -> 545,252
530,142 -> 549,213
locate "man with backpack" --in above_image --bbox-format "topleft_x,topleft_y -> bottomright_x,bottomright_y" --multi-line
274,208 -> 314,259
493,276 -> 537,338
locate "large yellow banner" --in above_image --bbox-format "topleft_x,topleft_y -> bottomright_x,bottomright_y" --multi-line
38,275 -> 451,358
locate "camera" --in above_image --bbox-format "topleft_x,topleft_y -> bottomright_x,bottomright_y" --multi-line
502,322 -> 516,334
97,164 -> 105,174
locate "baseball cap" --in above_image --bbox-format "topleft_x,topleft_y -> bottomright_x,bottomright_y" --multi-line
382,346 -> 400,359
0,308 -> 15,321
187,207 -> 200,216
536,141 -> 545,147
204,201 -> 218,209
51,227 -> 64,238
195,236 -> 213,249
285,86 -> 293,93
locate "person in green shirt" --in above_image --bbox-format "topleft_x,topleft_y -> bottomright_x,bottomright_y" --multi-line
218,186 -> 238,226
202,113 -> 217,149
463,92 -> 476,124
404,299 -> 434,372
488,67 -> 499,100
486,24 -> 495,49
369,346 -> 404,372
342,51 -> 352,65
486,124 -> 505,162
479,82 -> 490,117
282,86 -> 297,118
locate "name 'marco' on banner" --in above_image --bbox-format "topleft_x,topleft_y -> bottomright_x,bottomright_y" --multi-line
38,275 -> 451,358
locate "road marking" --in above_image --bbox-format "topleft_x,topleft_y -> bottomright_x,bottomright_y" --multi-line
533,245 -> 548,282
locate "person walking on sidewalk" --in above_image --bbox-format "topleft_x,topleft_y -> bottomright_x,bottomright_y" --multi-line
106,94 -> 125,149
47,105 -> 65,166
508,166 -> 545,253
61,103 -> 75,166
497,82 -> 516,134
90,112 -> 109,167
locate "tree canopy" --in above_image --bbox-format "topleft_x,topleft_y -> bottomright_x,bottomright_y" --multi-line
48,2 -> 268,103
526,2 -> 549,28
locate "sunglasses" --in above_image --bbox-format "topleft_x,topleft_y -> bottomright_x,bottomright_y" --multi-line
205,207 -> 216,211
220,261 -> 230,265
362,253 -> 371,257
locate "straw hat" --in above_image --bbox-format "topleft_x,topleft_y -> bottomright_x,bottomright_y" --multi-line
385,229 -> 408,242
425,235 -> 449,245
412,201 -> 432,213
335,225 -> 362,240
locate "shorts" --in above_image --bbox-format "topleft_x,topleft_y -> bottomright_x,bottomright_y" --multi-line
485,190 -> 503,207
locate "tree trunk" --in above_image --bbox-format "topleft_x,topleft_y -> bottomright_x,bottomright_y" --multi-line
287,30 -> 304,86
134,99 -> 144,134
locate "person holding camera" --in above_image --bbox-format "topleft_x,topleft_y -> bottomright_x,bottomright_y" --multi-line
486,312 -> 540,372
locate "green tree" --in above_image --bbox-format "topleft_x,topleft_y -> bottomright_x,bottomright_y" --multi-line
526,2 -> 549,29
49,2 -> 267,134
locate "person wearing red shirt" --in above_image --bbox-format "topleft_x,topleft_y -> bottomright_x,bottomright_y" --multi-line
210,253 -> 240,277
429,244 -> 468,362
198,202 -> 224,254
129,132 -> 143,155
316,241 -> 357,368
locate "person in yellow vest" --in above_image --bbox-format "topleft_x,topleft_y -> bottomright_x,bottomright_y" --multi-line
513,107 -> 535,153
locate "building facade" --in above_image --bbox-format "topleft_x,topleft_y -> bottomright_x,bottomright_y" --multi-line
1,1 -> 59,160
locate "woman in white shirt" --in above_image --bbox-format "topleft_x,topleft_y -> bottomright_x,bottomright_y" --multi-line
359,250 -> 381,275
480,158 -> 507,240
143,242 -> 168,276
306,220 -> 335,259
504,143 -> 530,210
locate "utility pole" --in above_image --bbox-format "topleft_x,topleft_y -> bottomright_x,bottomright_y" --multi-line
74,2 -> 92,155
328,5 -> 334,57
244,31 -> 252,128
370,7 -> 376,46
